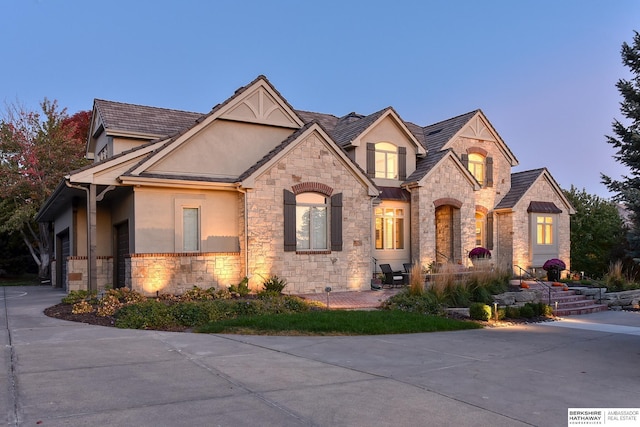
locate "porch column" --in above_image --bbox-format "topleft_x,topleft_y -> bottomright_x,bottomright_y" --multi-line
88,183 -> 97,292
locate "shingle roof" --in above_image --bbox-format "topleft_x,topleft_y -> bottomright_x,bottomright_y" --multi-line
421,110 -> 479,152
494,168 -> 545,209
296,110 -> 339,135
405,148 -> 451,183
94,99 -> 202,137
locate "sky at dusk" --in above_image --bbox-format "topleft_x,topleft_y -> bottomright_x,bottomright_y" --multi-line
1,0 -> 638,198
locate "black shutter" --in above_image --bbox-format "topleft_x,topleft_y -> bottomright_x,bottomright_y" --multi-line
461,153 -> 469,169
486,157 -> 493,187
398,146 -> 406,181
330,193 -> 343,251
486,212 -> 494,250
366,143 -> 375,178
284,190 -> 296,252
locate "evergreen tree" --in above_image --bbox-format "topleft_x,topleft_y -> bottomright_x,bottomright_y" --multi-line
602,31 -> 640,257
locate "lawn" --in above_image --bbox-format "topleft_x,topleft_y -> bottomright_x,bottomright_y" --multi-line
195,309 -> 482,335
0,274 -> 41,286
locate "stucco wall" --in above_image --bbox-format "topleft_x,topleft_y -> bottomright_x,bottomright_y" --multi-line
245,131 -> 373,294
133,187 -> 240,253
147,120 -> 293,180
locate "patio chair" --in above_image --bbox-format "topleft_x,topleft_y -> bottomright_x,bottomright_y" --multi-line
403,263 -> 413,274
379,264 -> 404,288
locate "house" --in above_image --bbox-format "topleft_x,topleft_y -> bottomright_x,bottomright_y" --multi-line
36,75 -> 574,295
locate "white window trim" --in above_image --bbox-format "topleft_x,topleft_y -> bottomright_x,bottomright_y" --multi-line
374,142 -> 398,180
175,198 -> 203,252
295,193 -> 329,251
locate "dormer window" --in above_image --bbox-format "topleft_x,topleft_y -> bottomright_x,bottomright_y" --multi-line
375,142 -> 398,179
366,142 -> 407,181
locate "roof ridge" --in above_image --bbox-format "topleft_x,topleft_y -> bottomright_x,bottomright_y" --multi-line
423,109 -> 480,129
94,98 -> 203,116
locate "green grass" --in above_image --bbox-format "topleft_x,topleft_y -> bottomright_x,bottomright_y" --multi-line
195,309 -> 482,335
0,274 -> 40,286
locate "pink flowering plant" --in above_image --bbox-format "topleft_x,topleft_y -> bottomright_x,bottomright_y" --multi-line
468,247 -> 491,259
542,258 -> 566,271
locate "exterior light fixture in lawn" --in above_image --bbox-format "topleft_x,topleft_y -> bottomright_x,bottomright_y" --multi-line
325,286 -> 332,309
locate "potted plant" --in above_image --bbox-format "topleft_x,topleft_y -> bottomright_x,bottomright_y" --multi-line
468,247 -> 491,268
543,258 -> 566,281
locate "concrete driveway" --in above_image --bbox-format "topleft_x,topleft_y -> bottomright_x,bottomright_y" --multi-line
2,286 -> 639,426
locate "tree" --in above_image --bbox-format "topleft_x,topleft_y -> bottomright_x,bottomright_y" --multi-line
564,186 -> 626,278
602,31 -> 640,257
0,99 -> 90,278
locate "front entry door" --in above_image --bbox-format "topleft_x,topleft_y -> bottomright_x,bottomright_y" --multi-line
114,221 -> 129,289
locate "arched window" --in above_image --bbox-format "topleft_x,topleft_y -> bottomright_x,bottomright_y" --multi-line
468,153 -> 485,185
374,142 -> 398,179
295,192 -> 328,250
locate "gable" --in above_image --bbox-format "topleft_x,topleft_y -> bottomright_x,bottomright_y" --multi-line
241,124 -> 378,197
414,151 -> 480,190
219,82 -> 302,128
144,120 -> 294,180
443,111 -> 518,167
458,114 -> 496,142
349,109 -> 426,156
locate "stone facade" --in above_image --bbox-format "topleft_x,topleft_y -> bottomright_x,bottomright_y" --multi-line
512,176 -> 571,272
64,256 -> 113,292
246,131 -> 372,294
409,156 -> 476,269
127,252 -> 242,296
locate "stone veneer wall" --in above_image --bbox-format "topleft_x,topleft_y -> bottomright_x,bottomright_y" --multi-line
245,131 -> 372,294
410,156 -> 476,270
65,256 -> 113,292
512,176 -> 571,272
496,212 -> 514,270
127,252 -> 242,296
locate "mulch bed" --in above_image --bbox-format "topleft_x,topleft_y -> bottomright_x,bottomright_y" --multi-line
44,303 -> 116,328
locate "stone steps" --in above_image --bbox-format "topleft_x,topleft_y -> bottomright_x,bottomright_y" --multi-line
522,281 -> 608,316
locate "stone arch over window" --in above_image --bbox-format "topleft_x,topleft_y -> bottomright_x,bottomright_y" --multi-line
284,188 -> 342,252
433,198 -> 463,209
292,182 -> 333,196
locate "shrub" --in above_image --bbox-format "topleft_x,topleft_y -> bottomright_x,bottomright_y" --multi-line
519,304 -> 535,318
505,306 -> 520,318
469,303 -> 491,321
97,294 -> 122,316
169,301 -> 213,326
114,300 -> 174,329
62,290 -> 96,305
182,286 -> 214,301
261,275 -> 287,294
382,290 -> 441,315
229,277 -> 250,296
72,300 -> 94,314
